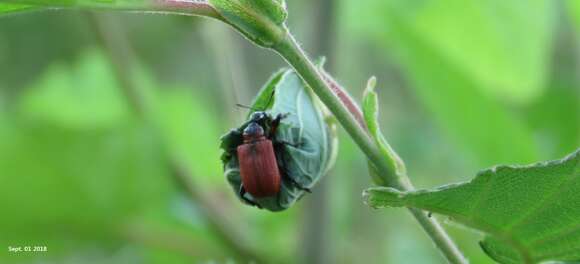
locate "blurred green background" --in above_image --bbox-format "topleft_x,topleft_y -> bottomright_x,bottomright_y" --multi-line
1,0 -> 579,263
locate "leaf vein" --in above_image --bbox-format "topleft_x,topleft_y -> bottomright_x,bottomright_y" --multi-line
504,165 -> 577,232
528,221 -> 580,248
467,173 -> 495,220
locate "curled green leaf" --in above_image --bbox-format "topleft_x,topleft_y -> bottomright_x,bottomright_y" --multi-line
220,69 -> 337,211
312,86 -> 339,176
362,77 -> 406,186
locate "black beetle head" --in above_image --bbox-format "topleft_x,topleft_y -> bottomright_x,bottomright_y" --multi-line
249,111 -> 268,122
243,122 -> 265,142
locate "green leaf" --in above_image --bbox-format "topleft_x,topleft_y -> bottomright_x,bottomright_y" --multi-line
347,0 -> 554,104
569,0 -> 580,31
19,49 -> 130,129
0,3 -> 33,14
345,0 -> 540,166
248,68 -> 286,115
152,88 -> 223,185
362,76 -> 406,186
314,92 -> 339,177
364,149 -> 580,263
525,73 -> 580,159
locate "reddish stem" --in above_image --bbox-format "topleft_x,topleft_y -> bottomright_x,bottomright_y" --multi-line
153,0 -> 223,19
320,71 -> 368,131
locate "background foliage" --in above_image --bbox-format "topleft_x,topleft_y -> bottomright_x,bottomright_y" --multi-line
0,0 -> 578,263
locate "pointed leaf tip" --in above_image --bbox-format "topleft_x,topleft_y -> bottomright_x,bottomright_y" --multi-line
367,76 -> 377,91
362,76 -> 377,101
362,76 -> 407,186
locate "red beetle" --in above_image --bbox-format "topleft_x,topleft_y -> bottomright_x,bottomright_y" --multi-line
237,121 -> 281,197
231,111 -> 310,207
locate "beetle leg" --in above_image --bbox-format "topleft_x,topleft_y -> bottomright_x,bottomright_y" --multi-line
274,140 -> 300,148
239,185 -> 262,209
283,172 -> 311,193
270,112 -> 290,136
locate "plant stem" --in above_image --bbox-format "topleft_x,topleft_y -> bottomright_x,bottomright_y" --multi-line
3,0 -> 224,21
273,31 -> 468,264
153,0 -> 222,18
408,209 -> 468,264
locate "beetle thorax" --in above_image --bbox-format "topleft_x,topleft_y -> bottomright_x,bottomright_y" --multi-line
243,122 -> 266,143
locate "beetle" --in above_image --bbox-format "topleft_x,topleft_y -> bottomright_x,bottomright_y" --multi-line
227,110 -> 309,208
238,121 -> 281,198
220,69 -> 336,211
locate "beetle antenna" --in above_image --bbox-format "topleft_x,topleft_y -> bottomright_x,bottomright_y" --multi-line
236,89 -> 276,112
235,103 -> 260,111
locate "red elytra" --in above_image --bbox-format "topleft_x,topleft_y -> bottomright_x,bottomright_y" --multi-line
237,123 -> 281,197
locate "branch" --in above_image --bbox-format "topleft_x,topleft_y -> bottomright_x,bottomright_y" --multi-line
149,0 -> 224,19
1,0 -> 225,20
320,70 -> 367,130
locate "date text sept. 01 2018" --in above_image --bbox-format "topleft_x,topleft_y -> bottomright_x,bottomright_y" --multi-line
8,246 -> 47,253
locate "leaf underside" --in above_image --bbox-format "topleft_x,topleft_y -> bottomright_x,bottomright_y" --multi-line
365,149 -> 580,263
